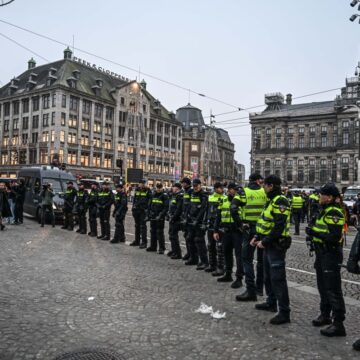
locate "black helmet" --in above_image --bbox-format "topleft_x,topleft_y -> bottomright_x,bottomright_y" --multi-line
264,175 -> 282,186
320,183 -> 340,197
192,178 -> 201,186
249,173 -> 263,182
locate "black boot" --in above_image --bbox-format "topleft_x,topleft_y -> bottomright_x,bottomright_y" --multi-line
146,247 -> 157,252
312,314 -> 332,327
139,243 -> 147,249
110,238 -> 120,243
212,269 -> 224,277
182,253 -> 190,261
353,339 -> 360,351
217,273 -> 233,282
320,323 -> 346,337
235,290 -> 257,302
171,254 -> 182,260
204,265 -> 216,273
196,262 -> 208,270
130,240 -> 140,246
184,258 -> 198,265
255,302 -> 277,312
270,313 -> 291,325
231,278 -> 243,289
167,251 -> 174,257
97,235 -> 105,239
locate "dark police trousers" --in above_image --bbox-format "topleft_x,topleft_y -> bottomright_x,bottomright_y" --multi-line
169,221 -> 182,256
114,213 -> 125,242
222,230 -> 243,279
41,204 -> 55,227
150,219 -> 165,251
242,223 -> 263,294
88,206 -> 98,235
207,229 -> 218,269
187,225 -> 208,264
133,210 -> 147,245
78,209 -> 87,233
99,208 -> 111,238
292,209 -> 302,234
314,246 -> 346,322
63,209 -> 74,229
263,245 -> 290,315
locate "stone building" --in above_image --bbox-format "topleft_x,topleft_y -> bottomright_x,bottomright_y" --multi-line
0,48 -> 182,186
234,160 -> 246,187
176,103 -> 235,184
250,71 -> 360,188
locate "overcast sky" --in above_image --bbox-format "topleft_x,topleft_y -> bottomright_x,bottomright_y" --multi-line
0,0 -> 360,175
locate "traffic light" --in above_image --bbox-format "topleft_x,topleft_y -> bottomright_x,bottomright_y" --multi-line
116,159 -> 123,168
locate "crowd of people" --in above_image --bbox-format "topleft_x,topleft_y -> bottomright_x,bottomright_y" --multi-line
0,173 -> 360,351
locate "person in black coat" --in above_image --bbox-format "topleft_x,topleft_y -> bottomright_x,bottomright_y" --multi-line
0,181 -> 12,230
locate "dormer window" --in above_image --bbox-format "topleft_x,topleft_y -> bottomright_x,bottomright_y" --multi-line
66,77 -> 77,89
95,79 -> 103,87
73,70 -> 80,80
91,85 -> 101,96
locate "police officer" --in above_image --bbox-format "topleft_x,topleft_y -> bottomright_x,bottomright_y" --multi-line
147,183 -> 169,254
186,179 -> 209,269
40,182 -> 55,228
206,182 -> 225,274
75,183 -> 89,234
305,183 -> 346,337
131,180 -> 151,248
167,183 -> 183,259
61,181 -> 77,231
180,177 -> 193,260
291,190 -> 304,236
252,175 -> 291,325
236,173 -> 267,301
96,181 -> 114,240
111,184 -> 128,243
214,183 -> 244,289
87,184 -> 99,237
309,190 -> 320,220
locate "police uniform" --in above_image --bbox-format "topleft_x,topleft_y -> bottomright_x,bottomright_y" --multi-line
87,187 -> 99,237
111,186 -> 128,243
186,180 -> 208,268
61,183 -> 77,230
181,178 -> 193,260
206,187 -> 226,274
255,175 -> 291,325
75,187 -> 89,234
309,192 -> 320,219
168,184 -> 183,259
96,185 -> 114,240
291,193 -> 304,235
237,181 -> 267,301
147,186 -> 169,253
306,183 -> 346,337
131,183 -> 151,248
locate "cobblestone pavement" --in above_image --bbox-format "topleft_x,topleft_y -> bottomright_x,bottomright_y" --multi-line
0,215 -> 360,360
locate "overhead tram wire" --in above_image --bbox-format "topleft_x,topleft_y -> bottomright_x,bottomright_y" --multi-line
0,18 -> 246,111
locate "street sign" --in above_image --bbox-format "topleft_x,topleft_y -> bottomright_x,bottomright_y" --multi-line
126,168 -> 143,183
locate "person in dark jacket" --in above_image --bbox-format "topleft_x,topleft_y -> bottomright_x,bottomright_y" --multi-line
87,184 -> 99,237
40,182 -> 55,227
75,183 -> 89,234
61,181 -> 77,231
306,183 -> 347,337
147,183 -> 169,254
131,180 -> 151,248
180,177 -> 193,261
0,181 -> 11,230
167,183 -> 183,259
111,184 -> 128,243
14,178 -> 26,224
96,181 -> 114,241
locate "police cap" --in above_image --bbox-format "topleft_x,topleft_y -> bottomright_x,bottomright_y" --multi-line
214,182 -> 224,189
227,182 -> 237,190
156,183 -> 163,189
181,177 -> 191,185
264,175 -> 282,186
173,182 -> 182,189
249,173 -> 263,182
192,178 -> 201,185
319,183 -> 340,197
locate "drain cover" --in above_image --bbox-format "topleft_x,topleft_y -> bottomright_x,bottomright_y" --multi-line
53,348 -> 125,360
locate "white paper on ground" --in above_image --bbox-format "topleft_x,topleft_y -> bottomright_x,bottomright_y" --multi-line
195,302 -> 213,314
87,296 -> 95,301
210,311 -> 226,319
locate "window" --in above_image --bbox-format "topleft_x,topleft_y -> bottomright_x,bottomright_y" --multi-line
343,132 -> 349,145
61,94 -> 66,108
70,96 -> 79,111
157,122 -> 163,133
3,120 -> 9,131
309,126 -> 315,134
118,126 -> 125,138
69,114 -> 78,128
13,118 -> 19,130
83,100 -> 91,114
275,137 -> 281,149
31,132 -> 38,144
287,159 -> 293,167
104,156 -> 112,168
321,126 -> 327,133
286,170 -> 293,182
32,97 -> 39,111
343,121 -> 349,128
105,107 -> 114,120
51,112 -> 55,125
309,159 -> 315,166
287,128 -> 294,134
171,139 -> 176,149
299,137 -> 304,148
94,121 -> 101,133
13,101 -> 19,115
150,119 -> 155,131
321,136 -> 327,147
4,102 -> 10,116
42,131 -> 49,142
149,134 -> 154,145
164,137 -> 169,147
95,104 -> 103,118
157,135 -> 162,146
266,128 -> 271,135
80,135 -> 89,145
22,117 -> 29,130
265,137 -> 271,148
68,132 -> 77,144
191,144 -> 198,152
93,137 -> 101,148
298,170 -> 304,182
21,134 -> 28,145
42,94 -> 50,109
67,151 -> 77,165
61,113 -> 66,126
342,157 -> 349,181
309,137 -> 315,148
104,139 -> 112,149
42,113 -> 49,127
22,99 -> 29,113
60,131 -> 65,143
143,104 -> 147,113
275,159 -> 281,167
32,115 -> 39,129
333,133 -> 337,146
2,136 -> 9,146
105,123 -> 112,135
120,97 -> 125,106
52,93 -> 56,107
299,127 -> 304,134
80,153 -> 89,167
287,137 -> 294,149
82,119 -> 90,131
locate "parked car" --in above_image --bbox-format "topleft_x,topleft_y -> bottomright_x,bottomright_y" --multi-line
343,185 -> 360,210
18,166 -> 77,222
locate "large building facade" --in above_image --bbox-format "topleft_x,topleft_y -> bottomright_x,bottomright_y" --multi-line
250,73 -> 360,188
0,48 -> 182,186
177,103 -> 235,184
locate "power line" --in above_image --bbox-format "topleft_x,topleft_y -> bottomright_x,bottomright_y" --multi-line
0,18 -> 246,111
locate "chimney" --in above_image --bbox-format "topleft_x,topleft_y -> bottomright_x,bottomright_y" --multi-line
28,57 -> 36,70
286,93 -> 292,105
64,46 -> 73,60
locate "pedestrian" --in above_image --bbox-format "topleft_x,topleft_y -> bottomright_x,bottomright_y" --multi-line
61,181 -> 77,231
180,177 -> 193,261
130,179 -> 151,248
291,191 -> 304,235
305,183 -> 347,337
236,173 -> 267,302
111,184 -> 128,244
185,179 -> 209,269
213,182 -> 244,289
206,182 -> 226,275
301,191 -> 309,224
252,174 -> 292,325
6,181 -> 16,225
87,184 -> 99,237
40,183 -> 55,227
167,182 -> 183,259
96,181 -> 114,241
147,183 -> 169,254
75,183 -> 89,234
15,178 -> 26,224
0,181 -> 11,230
